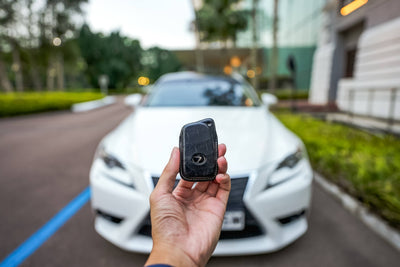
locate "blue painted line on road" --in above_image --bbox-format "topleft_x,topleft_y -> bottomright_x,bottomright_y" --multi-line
0,187 -> 91,267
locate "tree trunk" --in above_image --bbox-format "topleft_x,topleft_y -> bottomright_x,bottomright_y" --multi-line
0,56 -> 13,92
251,0 -> 259,90
27,0 -> 42,91
191,0 -> 204,73
56,52 -> 64,90
28,54 -> 42,91
47,58 -> 55,91
11,43 -> 24,92
269,0 -> 279,93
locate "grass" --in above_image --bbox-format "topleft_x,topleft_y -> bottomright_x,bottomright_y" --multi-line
0,92 -> 104,117
275,111 -> 400,229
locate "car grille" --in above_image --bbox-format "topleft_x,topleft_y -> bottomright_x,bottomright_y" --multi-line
137,177 -> 264,240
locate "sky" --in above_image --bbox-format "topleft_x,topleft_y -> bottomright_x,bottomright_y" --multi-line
85,0 -> 196,50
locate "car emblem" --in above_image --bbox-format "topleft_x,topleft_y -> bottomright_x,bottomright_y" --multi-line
192,153 -> 207,165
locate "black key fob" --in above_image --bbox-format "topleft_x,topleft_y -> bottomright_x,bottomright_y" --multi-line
179,118 -> 218,182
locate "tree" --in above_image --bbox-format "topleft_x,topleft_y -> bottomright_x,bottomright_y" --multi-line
78,25 -> 143,89
0,0 -> 15,92
39,0 -> 88,91
141,47 -> 181,82
196,0 -> 248,47
269,0 -> 279,93
250,0 -> 259,90
0,0 -> 87,91
190,0 -> 205,72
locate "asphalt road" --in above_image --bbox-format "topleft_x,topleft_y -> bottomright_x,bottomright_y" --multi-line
0,99 -> 399,267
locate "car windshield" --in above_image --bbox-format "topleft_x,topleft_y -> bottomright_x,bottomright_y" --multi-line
145,79 -> 260,107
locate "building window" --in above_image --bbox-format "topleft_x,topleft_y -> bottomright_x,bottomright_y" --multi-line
345,48 -> 357,78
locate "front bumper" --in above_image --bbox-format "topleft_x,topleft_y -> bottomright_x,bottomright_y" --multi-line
90,159 -> 313,255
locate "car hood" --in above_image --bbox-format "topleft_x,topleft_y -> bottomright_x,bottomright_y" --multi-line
103,107 -> 299,175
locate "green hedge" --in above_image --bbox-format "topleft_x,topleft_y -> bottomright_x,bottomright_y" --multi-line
0,92 -> 104,117
274,89 -> 309,100
257,89 -> 309,100
275,112 -> 400,229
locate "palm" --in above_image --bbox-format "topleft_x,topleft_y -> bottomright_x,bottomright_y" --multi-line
176,185 -> 227,253
149,145 -> 230,266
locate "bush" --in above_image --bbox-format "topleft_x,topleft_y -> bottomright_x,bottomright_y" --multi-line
257,89 -> 309,100
275,112 -> 400,229
274,89 -> 309,100
0,92 -> 104,117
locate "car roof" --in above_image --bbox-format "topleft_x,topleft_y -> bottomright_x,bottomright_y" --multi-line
156,71 -> 242,85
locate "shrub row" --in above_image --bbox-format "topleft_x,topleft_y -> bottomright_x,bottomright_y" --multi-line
0,92 -> 104,117
257,89 -> 309,100
275,112 -> 400,229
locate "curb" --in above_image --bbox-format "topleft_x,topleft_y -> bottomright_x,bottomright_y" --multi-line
314,173 -> 400,251
71,96 -> 116,113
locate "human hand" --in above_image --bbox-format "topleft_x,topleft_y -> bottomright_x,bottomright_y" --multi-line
145,144 -> 230,267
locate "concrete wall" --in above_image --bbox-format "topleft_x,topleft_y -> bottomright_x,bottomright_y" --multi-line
309,0 -> 337,104
337,16 -> 400,120
309,44 -> 334,103
309,0 -> 400,120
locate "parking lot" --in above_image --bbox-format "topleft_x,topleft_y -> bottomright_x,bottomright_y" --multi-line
1,99 -> 399,267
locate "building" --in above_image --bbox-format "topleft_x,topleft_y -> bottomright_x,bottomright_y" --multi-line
309,0 -> 400,120
177,0 -> 325,90
173,47 -> 265,76
237,0 -> 326,89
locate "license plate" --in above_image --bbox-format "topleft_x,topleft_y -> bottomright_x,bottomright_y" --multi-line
222,211 -> 245,231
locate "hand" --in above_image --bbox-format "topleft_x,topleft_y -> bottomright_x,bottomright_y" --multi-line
145,144 -> 230,267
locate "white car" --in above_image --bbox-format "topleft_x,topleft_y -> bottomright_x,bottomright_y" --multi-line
90,71 -> 313,255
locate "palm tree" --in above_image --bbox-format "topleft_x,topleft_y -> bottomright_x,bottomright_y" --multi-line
196,0 -> 248,48
269,0 -> 279,93
190,0 -> 205,72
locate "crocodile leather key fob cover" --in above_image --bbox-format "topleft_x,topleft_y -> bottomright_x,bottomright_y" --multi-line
179,118 -> 218,181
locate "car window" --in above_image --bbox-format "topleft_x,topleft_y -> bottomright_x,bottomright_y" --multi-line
145,79 -> 260,107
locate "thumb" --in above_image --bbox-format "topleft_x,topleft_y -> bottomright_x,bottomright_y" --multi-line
154,147 -> 180,194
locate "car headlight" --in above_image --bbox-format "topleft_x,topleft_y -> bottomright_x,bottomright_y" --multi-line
96,145 -> 125,170
267,146 -> 305,188
95,145 -> 134,188
276,148 -> 304,170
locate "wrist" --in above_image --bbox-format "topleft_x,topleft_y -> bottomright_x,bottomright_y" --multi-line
145,243 -> 197,267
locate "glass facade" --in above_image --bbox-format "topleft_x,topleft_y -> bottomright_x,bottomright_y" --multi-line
237,0 -> 326,47
237,0 -> 326,89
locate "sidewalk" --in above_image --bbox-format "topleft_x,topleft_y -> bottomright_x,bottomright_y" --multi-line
275,100 -> 400,136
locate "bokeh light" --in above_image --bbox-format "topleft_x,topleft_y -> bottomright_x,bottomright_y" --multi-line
247,69 -> 255,78
138,76 -> 150,86
52,37 -> 62,46
223,65 -> 233,75
230,56 -> 241,67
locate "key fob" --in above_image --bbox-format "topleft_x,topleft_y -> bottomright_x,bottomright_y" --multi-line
179,118 -> 218,181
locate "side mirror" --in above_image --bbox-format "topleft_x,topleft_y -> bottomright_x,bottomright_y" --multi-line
261,93 -> 278,106
125,93 -> 142,107
143,85 -> 153,94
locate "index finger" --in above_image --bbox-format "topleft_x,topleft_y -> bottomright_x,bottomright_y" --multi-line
215,173 -> 231,205
218,143 -> 226,157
